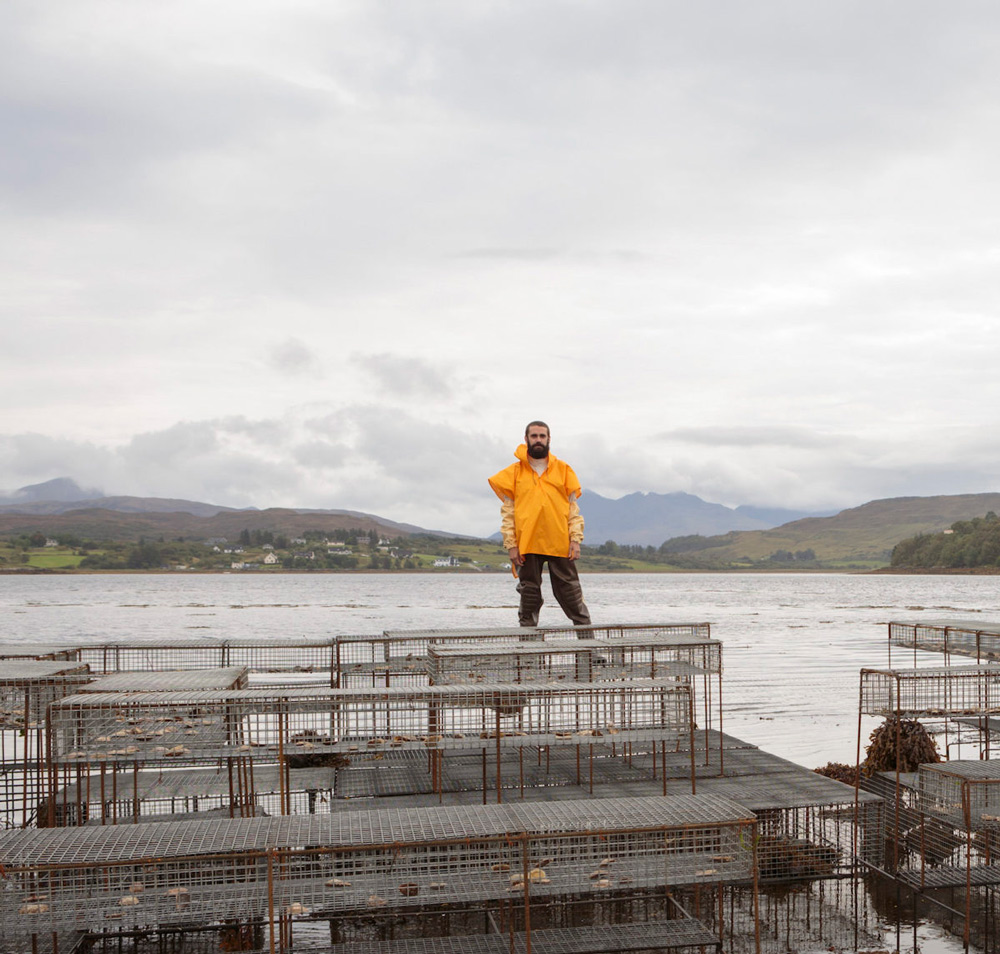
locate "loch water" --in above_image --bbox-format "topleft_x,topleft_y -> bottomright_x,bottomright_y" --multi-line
3,570 -> 999,952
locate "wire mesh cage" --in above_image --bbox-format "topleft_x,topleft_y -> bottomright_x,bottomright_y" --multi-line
888,620 -> 1000,664
0,662 -> 92,728
0,794 -> 756,952
426,638 -> 718,686
339,625 -> 718,690
859,665 -> 1000,717
1,663 -> 93,829
918,759 -> 1000,830
41,681 -> 697,819
76,641 -> 339,677
48,681 -> 694,763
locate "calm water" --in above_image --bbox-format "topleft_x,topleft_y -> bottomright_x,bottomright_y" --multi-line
2,570 -> 995,952
2,570 -> 998,768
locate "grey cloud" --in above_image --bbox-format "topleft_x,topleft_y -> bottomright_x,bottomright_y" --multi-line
0,6 -> 332,214
267,339 -> 319,375
655,426 -> 843,450
456,248 -> 561,262
125,422 -> 219,464
351,354 -> 452,399
0,433 -> 115,488
6,2 -> 1000,528
292,441 -> 353,469
3,412 -> 1000,535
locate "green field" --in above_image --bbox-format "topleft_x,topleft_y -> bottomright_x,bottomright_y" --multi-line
23,548 -> 88,568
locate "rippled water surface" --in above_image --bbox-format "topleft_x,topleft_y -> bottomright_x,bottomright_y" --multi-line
4,571 -> 999,951
3,571 -> 999,768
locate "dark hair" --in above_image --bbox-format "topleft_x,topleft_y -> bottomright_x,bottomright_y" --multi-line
524,420 -> 550,438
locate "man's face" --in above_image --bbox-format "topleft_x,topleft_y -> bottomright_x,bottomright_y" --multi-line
526,426 -> 550,459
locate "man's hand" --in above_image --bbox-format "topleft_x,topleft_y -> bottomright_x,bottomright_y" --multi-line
508,546 -> 524,567
568,540 -> 581,561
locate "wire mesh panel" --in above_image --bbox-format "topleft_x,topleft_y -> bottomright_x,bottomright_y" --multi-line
426,638 -> 717,686
0,645 -> 81,662
76,641 -> 338,676
77,667 -> 250,692
888,620 -> 1000,663
859,666 -> 1000,716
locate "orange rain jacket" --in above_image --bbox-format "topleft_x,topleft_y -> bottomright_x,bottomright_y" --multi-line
488,444 -> 583,558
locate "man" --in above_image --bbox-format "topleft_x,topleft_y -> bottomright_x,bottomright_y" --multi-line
488,421 -> 591,627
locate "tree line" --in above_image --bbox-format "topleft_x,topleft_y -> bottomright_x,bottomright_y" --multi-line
891,512 -> 1000,568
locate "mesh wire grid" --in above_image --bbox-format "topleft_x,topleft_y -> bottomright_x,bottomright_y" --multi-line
859,665 -> 1000,716
46,681 -> 694,765
349,626 -> 719,688
0,794 -> 755,946
0,645 -> 81,662
918,759 -> 1000,828
888,620 -> 1000,663
75,640 -> 339,675
426,639 -> 718,686
77,667 -> 249,692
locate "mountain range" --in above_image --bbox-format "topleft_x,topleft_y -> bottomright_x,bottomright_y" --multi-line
0,479 -> 442,540
0,478 -> 825,544
579,491 -> 829,546
2,478 -> 999,566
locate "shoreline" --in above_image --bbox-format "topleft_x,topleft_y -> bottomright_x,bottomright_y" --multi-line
0,565 -> 904,576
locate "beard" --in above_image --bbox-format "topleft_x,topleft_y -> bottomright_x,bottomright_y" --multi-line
527,441 -> 549,459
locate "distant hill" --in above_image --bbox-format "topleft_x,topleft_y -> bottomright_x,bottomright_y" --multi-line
6,478 -> 825,547
0,494 -> 243,518
0,478 -> 460,540
578,491 -> 823,546
0,507 -> 457,543
0,477 -> 103,505
7,479 -> 998,565
666,493 -> 1000,565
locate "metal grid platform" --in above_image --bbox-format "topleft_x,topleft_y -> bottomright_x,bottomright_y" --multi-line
859,665 -> 1000,716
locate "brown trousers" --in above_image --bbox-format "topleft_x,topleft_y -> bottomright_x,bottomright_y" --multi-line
516,553 -> 591,628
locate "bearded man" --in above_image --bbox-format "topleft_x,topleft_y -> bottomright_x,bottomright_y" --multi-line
488,421 -> 591,627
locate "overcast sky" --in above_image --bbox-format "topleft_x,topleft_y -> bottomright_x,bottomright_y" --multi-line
4,1 -> 1000,536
